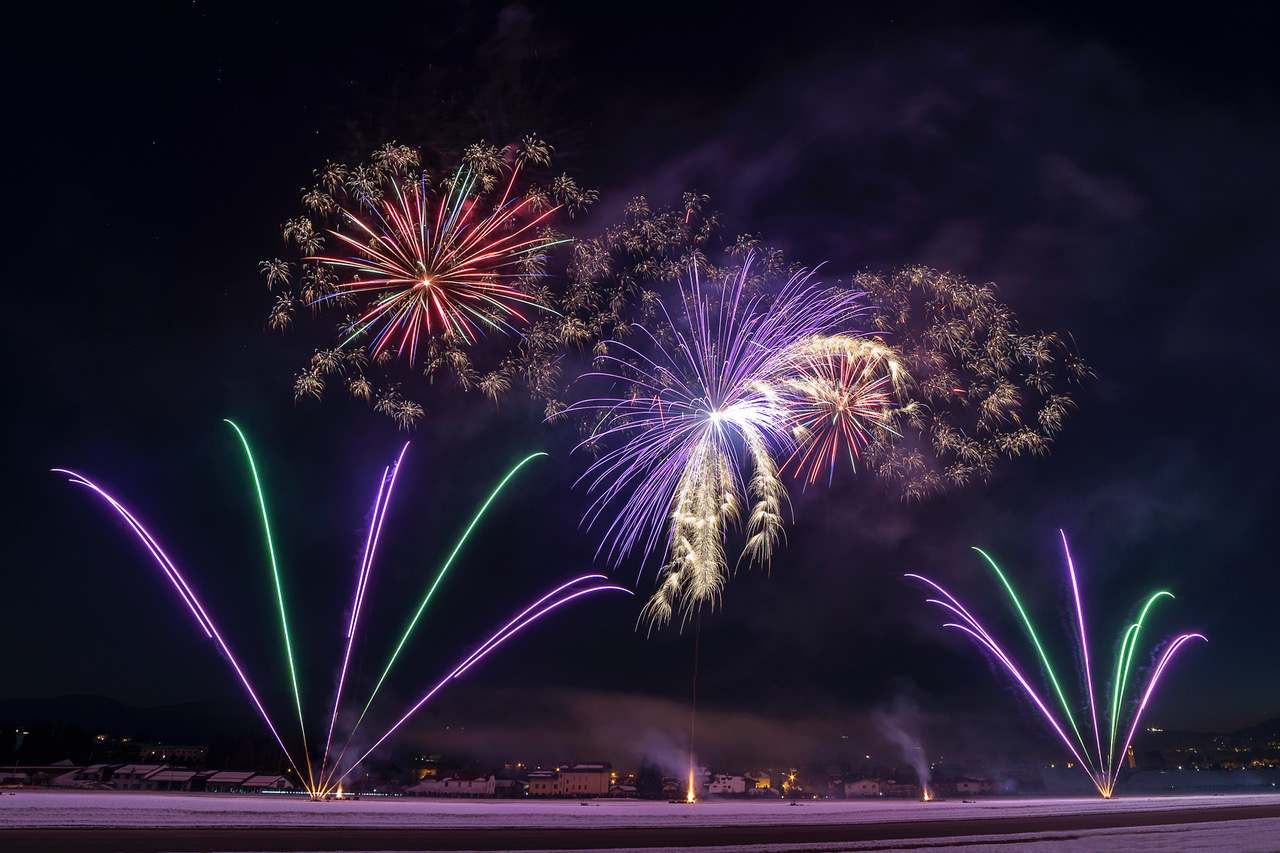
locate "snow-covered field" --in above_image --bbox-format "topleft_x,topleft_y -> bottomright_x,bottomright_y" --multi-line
2,789 -> 1279,829
3,790 -> 1279,851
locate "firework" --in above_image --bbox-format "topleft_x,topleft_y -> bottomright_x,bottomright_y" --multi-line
569,259 -> 867,629
312,163 -> 563,364
265,139 -> 596,427
908,532 -> 1205,798
56,428 -> 627,799
859,267 -> 1091,501
775,335 -> 905,486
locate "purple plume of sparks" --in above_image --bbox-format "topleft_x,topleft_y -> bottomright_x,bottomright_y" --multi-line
56,432 -> 628,799
568,258 -> 869,629
908,531 -> 1205,798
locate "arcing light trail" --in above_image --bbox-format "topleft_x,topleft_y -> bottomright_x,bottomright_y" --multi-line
908,531 -> 1205,798
224,419 -> 313,790
56,428 -> 628,800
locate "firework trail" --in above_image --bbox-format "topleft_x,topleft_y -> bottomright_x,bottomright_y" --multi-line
326,574 -> 632,792
312,163 -> 564,364
569,259 -> 868,630
908,531 -> 1205,798
317,442 -> 410,786
224,419 -> 314,789
51,467 -> 308,786
56,429 -> 622,798
319,451 -> 549,784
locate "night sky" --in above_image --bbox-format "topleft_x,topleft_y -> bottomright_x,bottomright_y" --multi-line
6,2 -> 1279,772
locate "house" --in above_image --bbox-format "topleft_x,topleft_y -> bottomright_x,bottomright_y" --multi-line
881,779 -> 922,798
146,769 -> 201,792
444,775 -> 495,797
607,783 -> 637,797
407,775 -> 495,797
528,764 -> 613,797
845,778 -> 881,798
203,770 -> 256,793
706,774 -> 747,795
110,764 -> 167,791
52,764 -> 112,788
140,745 -> 208,765
527,770 -> 560,797
493,778 -> 526,798
952,776 -> 996,795
560,763 -> 612,797
242,774 -> 293,793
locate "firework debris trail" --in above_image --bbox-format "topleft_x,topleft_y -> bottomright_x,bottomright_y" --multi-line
908,531 -> 1205,798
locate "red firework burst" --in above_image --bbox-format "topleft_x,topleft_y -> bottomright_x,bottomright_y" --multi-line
312,165 -> 562,363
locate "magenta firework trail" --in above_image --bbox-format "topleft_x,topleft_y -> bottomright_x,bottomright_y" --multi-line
56,425 -> 629,798
908,531 -> 1205,798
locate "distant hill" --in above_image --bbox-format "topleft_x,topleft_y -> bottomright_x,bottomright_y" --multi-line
1233,716 -> 1280,742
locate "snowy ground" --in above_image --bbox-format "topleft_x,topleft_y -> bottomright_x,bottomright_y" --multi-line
3,790 -> 1280,851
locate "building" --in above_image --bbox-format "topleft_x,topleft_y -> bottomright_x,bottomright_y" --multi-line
411,754 -> 441,781
881,779 -> 922,798
241,774 -> 293,793
51,764 -> 112,788
845,778 -> 880,797
493,778 -> 526,798
146,769 -> 202,792
110,764 -> 168,791
560,763 -> 612,797
140,745 -> 208,765
952,777 -> 996,795
528,764 -> 612,797
203,770 -> 256,793
706,774 -> 747,795
527,770 -> 560,797
408,775 -> 495,797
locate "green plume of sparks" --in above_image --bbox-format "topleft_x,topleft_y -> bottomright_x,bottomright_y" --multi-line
973,546 -> 1095,773
225,419 -> 314,790
1107,590 -> 1172,762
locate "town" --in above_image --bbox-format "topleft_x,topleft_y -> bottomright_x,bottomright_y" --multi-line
4,723 -> 1278,799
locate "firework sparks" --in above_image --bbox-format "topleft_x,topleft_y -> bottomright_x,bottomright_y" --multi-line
311,163 -> 563,364
569,259 -> 868,630
908,531 -> 1205,798
776,335 -> 905,486
859,267 -> 1091,501
56,429 -> 624,800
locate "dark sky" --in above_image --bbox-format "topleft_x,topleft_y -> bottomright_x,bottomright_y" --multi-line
5,1 -> 1279,773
